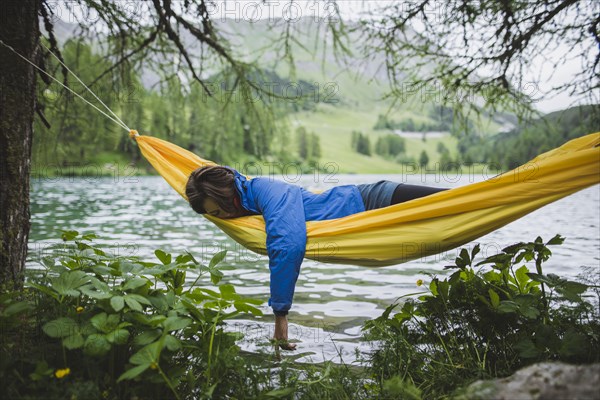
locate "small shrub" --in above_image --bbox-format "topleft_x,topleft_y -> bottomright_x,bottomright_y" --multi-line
0,231 -> 268,399
363,235 -> 600,399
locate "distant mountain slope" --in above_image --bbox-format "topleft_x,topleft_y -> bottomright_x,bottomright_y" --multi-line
458,105 -> 599,169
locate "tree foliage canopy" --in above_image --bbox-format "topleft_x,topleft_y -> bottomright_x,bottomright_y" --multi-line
359,0 -> 599,119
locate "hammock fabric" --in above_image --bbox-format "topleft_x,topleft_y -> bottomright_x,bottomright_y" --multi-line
131,131 -> 600,267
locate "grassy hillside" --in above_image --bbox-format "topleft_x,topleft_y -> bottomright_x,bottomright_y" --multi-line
291,104 -> 459,173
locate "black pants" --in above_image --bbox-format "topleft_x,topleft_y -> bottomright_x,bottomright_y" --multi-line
390,183 -> 448,205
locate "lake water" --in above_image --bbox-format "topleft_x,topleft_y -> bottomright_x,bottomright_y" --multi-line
28,174 -> 600,364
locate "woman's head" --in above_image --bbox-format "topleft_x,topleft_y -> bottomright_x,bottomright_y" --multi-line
186,166 -> 245,218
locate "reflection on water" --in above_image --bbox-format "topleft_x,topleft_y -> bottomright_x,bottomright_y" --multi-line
28,174 -> 600,363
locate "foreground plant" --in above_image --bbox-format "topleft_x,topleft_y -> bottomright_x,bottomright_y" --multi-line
0,231 -> 267,399
363,235 -> 600,399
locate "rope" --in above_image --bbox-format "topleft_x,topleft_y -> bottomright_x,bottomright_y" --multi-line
39,42 -> 131,132
0,38 -> 131,133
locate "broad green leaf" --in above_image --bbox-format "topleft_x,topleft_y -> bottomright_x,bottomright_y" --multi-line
556,281 -> 588,302
519,305 -> 540,319
515,339 -> 540,359
515,265 -> 530,292
61,230 -> 79,241
219,284 -> 237,300
154,249 -> 171,265
50,270 -> 90,297
81,233 -> 98,241
90,312 -> 108,331
111,296 -> 125,312
175,253 -> 193,264
164,334 -> 182,351
437,280 -> 450,299
497,301 -> 519,314
125,297 -> 142,312
526,273 -> 554,285
459,248 -> 470,265
130,341 -> 162,365
148,294 -> 168,311
117,364 -> 150,382
125,293 -> 152,305
488,289 -> 500,308
41,256 -> 55,269
559,329 -> 589,357
546,234 -> 565,245
122,277 -> 149,291
162,316 -> 192,332
195,288 -> 219,298
63,333 -> 85,349
2,301 -> 32,316
90,312 -> 120,333
133,330 -> 162,346
470,244 -> 481,261
562,281 -> 588,294
233,301 -> 263,316
29,360 -> 54,381
43,317 -> 78,338
483,270 -> 502,282
91,265 -> 112,275
79,285 -> 112,300
429,280 -> 438,296
84,334 -> 111,356
26,282 -> 59,300
210,271 -> 223,285
106,329 -> 130,345
209,250 -> 227,268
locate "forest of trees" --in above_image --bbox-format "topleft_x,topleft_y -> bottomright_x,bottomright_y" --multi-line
456,105 -> 600,169
32,40 -> 328,174
373,107 -> 456,133
295,126 -> 321,163
374,134 -> 406,159
351,130 -> 371,156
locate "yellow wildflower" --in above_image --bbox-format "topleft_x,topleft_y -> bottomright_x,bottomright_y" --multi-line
76,306 -> 84,313
55,368 -> 71,379
150,362 -> 158,370
416,279 -> 424,287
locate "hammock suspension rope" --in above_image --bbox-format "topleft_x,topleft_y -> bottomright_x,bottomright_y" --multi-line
0,38 -> 131,133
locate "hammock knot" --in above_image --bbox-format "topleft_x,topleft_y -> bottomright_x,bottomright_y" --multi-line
129,129 -> 139,139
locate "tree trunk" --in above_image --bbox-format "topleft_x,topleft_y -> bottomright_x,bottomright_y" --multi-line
0,0 -> 39,288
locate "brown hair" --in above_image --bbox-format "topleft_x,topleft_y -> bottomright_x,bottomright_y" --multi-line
186,166 -> 241,215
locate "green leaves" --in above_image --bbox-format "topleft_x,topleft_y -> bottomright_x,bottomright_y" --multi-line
50,270 -> 90,297
43,317 -> 78,338
488,288 -> 500,308
111,296 -> 125,312
527,272 -> 589,302
24,233 -> 275,396
155,249 -> 172,265
366,232 -> 598,399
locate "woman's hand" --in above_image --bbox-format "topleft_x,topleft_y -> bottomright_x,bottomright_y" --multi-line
273,315 -> 297,351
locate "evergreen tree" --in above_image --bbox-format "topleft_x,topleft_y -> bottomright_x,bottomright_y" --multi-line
310,133 -> 321,160
296,126 -> 309,160
419,150 -> 429,167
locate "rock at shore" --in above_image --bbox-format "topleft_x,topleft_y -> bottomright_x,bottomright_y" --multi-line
456,362 -> 600,400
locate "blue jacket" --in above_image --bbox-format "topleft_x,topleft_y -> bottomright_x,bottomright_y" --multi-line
231,169 -> 366,315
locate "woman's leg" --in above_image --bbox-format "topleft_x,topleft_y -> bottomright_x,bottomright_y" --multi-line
390,183 -> 448,204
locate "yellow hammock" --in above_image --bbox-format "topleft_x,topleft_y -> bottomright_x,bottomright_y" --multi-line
130,131 -> 600,267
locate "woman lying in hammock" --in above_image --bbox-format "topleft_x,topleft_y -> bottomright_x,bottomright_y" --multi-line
185,165 -> 447,350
